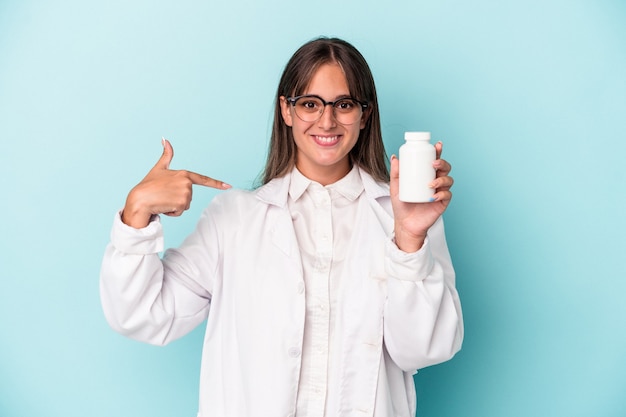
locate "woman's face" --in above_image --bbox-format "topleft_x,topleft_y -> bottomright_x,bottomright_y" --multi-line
280,63 -> 366,185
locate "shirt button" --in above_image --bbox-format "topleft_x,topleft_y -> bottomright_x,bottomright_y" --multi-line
297,282 -> 305,294
288,347 -> 301,358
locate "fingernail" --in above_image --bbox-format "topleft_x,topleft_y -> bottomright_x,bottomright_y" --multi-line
390,154 -> 397,161
162,137 -> 166,147
222,182 -> 232,189
429,196 -> 437,202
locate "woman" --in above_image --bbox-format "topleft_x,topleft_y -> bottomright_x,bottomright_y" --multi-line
101,37 -> 463,417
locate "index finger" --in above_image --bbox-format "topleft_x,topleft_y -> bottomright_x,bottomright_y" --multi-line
435,141 -> 443,160
187,171 -> 232,190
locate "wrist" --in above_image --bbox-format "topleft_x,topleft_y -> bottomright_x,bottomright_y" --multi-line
122,194 -> 152,229
393,228 -> 426,253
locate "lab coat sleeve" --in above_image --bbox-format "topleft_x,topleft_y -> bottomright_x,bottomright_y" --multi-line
100,206 -> 220,346
383,217 -> 464,372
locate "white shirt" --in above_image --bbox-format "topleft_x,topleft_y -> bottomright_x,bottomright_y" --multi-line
288,166 -> 363,416
100,167 -> 463,417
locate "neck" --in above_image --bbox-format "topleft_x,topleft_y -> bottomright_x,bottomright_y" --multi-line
297,162 -> 352,186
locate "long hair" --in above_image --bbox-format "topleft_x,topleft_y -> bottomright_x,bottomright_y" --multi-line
260,37 -> 388,185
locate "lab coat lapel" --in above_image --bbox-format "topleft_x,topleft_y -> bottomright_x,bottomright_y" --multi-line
359,167 -> 394,235
256,175 -> 299,259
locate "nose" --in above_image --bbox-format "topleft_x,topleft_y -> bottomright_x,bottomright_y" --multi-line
318,103 -> 337,129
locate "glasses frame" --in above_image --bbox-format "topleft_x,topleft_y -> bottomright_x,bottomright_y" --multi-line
286,94 -> 369,125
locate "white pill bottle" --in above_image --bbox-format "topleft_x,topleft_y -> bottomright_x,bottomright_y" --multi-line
399,131 -> 436,202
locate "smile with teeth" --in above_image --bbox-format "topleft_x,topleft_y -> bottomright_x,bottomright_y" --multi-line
313,135 -> 340,145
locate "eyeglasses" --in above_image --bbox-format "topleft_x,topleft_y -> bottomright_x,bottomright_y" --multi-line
286,95 -> 368,125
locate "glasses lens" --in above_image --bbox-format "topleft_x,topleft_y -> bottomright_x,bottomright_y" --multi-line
333,99 -> 361,124
293,96 -> 324,122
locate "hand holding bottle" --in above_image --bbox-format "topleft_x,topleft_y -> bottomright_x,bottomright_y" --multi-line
121,138 -> 231,229
390,141 -> 454,253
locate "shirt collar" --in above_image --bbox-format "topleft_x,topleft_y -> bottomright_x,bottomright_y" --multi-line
326,165 -> 364,202
288,167 -> 312,202
288,165 -> 364,203
257,165 -> 388,208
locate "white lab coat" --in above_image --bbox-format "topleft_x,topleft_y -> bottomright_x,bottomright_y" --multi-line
100,168 -> 463,417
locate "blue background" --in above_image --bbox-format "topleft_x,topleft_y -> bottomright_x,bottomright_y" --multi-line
1,0 -> 625,416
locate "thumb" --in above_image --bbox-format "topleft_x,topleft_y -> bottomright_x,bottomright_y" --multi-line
389,154 -> 399,197
154,137 -> 174,170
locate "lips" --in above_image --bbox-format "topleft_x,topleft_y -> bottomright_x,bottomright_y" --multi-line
313,135 -> 340,146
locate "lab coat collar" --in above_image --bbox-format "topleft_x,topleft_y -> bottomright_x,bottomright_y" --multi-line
359,167 -> 390,200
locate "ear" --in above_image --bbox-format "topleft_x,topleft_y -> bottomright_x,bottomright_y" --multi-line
359,107 -> 371,129
279,96 -> 293,127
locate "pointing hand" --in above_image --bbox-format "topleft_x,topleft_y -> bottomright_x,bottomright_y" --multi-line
121,138 -> 231,228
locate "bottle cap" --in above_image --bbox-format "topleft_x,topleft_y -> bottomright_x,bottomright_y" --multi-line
405,131 -> 431,141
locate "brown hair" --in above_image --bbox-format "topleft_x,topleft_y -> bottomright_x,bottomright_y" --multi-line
260,37 -> 389,185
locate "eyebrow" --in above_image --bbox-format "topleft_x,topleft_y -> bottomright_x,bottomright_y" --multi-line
301,93 -> 354,100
